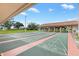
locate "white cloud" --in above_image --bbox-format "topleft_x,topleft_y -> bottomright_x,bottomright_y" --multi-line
48,8 -> 54,12
20,12 -> 27,15
28,8 -> 40,13
68,5 -> 75,9
61,4 -> 75,10
65,18 -> 78,21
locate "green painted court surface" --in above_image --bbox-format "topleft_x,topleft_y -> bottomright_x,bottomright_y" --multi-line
0,32 -> 68,56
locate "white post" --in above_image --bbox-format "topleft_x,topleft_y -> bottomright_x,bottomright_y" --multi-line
78,21 -> 79,37
60,27 -> 62,32
20,12 -> 27,32
54,27 -> 55,32
25,16 -> 27,32
78,3 -> 79,37
67,26 -> 69,32
48,27 -> 51,32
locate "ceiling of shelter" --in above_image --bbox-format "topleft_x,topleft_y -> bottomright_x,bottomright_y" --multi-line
0,3 -> 33,24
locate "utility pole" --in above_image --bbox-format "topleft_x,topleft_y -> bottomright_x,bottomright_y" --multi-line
25,15 -> 27,32
20,12 -> 27,32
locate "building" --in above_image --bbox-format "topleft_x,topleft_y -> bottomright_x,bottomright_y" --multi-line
0,25 -> 3,29
10,25 -> 16,29
40,20 -> 79,33
0,24 -> 7,30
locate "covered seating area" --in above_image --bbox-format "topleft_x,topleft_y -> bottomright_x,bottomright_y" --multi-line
40,20 -> 79,33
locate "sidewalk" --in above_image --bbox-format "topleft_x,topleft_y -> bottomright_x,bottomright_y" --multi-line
68,33 -> 79,56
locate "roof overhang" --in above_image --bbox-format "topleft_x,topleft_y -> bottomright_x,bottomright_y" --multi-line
41,21 -> 79,27
0,3 -> 33,24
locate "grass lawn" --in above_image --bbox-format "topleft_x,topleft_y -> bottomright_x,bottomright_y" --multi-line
0,29 -> 38,34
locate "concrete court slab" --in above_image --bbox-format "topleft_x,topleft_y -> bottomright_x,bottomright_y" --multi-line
0,32 -> 54,55
38,33 -> 68,55
0,40 -> 28,53
0,33 -> 54,53
0,32 -> 54,44
17,46 -> 63,56
18,33 -> 67,56
1,34 -> 55,56
0,32 -> 53,42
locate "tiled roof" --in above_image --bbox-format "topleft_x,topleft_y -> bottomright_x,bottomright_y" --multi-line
41,20 -> 79,27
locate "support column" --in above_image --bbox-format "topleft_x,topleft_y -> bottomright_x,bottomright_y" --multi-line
48,27 -> 51,32
65,27 -> 67,32
67,26 -> 70,32
43,28 -> 46,31
78,21 -> 79,37
46,27 -> 48,32
60,27 -> 62,32
54,27 -> 55,32
38,27 -> 41,31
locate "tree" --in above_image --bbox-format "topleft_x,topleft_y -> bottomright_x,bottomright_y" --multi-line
15,22 -> 24,29
4,20 -> 15,29
27,22 -> 39,30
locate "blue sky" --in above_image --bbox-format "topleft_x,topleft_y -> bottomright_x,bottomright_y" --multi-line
13,3 -> 78,26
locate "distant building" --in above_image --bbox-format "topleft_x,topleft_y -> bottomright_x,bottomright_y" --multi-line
40,20 -> 79,33
0,25 -> 7,30
10,25 -> 24,29
0,25 -> 2,29
2,27 -> 7,30
10,25 -> 15,29
19,26 -> 24,29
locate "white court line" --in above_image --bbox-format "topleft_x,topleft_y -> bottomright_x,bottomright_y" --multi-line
57,33 -> 67,55
58,39 -> 67,55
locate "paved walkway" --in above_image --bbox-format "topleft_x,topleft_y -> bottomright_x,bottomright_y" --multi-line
68,33 -> 79,56
1,34 -> 56,56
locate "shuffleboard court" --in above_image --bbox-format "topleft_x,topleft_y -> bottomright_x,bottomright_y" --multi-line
0,32 -> 55,54
18,33 -> 68,56
0,40 -> 28,53
20,32 -> 55,43
0,32 -> 53,42
18,46 -> 62,56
